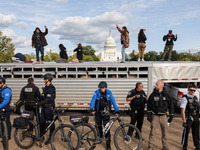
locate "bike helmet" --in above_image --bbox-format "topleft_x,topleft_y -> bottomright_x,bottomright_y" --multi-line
0,77 -> 6,84
43,73 -> 53,81
98,81 -> 107,88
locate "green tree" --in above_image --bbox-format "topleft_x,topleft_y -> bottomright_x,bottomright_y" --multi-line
129,50 -> 138,61
24,53 -> 36,61
0,31 -> 15,63
44,52 -> 60,62
144,51 -> 160,61
81,45 -> 99,61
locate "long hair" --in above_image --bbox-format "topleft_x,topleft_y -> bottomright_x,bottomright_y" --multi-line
59,44 -> 66,51
122,26 -> 129,36
138,29 -> 144,38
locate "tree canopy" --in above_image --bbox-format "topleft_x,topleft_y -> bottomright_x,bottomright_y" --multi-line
0,31 -> 15,63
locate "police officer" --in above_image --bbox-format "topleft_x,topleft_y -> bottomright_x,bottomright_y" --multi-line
147,80 -> 174,150
38,73 -> 56,145
20,77 -> 41,112
126,82 -> 147,139
0,77 -> 12,140
181,85 -> 199,150
90,81 -> 119,150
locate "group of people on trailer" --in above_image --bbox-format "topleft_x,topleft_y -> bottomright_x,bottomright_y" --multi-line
29,25 -> 177,64
0,74 -> 198,149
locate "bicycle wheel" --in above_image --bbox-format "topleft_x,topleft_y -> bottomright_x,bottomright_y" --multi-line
14,120 -> 38,149
51,124 -> 80,150
114,123 -> 142,150
74,123 -> 97,150
0,121 -> 8,150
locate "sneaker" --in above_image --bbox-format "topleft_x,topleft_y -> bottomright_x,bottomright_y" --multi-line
36,61 -> 40,64
120,61 -> 125,63
142,58 -> 145,62
138,58 -> 140,62
41,61 -> 44,64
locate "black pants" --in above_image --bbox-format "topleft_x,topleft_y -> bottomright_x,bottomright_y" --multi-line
39,107 -> 55,139
25,102 -> 37,114
128,107 -> 144,137
3,110 -> 11,139
95,113 -> 111,144
182,115 -> 199,149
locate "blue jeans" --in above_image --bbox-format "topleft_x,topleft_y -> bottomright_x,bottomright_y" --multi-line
121,45 -> 131,62
35,45 -> 44,61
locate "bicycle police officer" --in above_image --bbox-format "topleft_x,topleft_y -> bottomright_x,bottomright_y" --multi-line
37,73 -> 56,145
181,85 -> 199,150
20,77 -> 41,112
90,81 -> 119,150
147,80 -> 174,150
126,82 -> 147,139
0,77 -> 12,140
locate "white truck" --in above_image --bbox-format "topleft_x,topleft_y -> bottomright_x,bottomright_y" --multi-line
0,61 -> 199,114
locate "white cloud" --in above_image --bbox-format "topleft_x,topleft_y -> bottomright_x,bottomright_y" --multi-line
2,29 -> 31,48
51,11 -> 128,45
54,0 -> 68,3
0,14 -> 16,27
14,22 -> 28,29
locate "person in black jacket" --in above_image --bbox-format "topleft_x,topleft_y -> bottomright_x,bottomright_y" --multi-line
59,44 -> 68,61
126,82 -> 147,139
32,26 -> 48,64
161,30 -> 177,61
138,29 -> 147,62
147,80 -> 174,150
20,77 -> 41,112
38,73 -> 56,145
74,43 -> 83,63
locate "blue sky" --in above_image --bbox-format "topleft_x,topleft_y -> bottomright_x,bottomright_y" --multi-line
0,0 -> 200,55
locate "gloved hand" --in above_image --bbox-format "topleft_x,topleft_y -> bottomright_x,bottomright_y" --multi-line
182,122 -> 187,128
147,112 -> 152,122
168,114 -> 173,123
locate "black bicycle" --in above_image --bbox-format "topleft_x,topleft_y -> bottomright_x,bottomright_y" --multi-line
14,106 -> 81,150
0,109 -> 8,150
72,107 -> 142,150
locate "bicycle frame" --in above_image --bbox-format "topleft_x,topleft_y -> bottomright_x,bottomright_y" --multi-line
34,106 -> 67,141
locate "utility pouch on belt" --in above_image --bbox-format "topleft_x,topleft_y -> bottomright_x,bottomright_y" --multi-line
21,110 -> 35,120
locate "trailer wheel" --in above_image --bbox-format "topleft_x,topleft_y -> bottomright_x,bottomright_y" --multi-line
16,100 -> 25,115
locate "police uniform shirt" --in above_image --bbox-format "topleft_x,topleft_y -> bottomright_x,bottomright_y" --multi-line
0,85 -> 12,109
180,93 -> 199,109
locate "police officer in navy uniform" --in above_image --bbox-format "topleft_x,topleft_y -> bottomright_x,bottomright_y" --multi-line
90,81 -> 119,150
126,82 -> 147,139
0,77 -> 12,140
147,80 -> 174,150
181,85 -> 199,150
20,77 -> 41,112
38,73 -> 56,145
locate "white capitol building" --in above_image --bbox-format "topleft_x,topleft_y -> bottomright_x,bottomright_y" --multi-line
95,32 -> 123,62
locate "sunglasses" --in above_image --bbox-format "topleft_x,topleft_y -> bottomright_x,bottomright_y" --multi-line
189,89 -> 196,92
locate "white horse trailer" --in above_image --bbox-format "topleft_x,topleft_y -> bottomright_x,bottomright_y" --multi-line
0,61 -> 199,114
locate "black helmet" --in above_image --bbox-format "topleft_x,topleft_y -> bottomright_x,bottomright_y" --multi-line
0,77 -> 6,84
98,81 -> 107,88
43,73 -> 53,81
